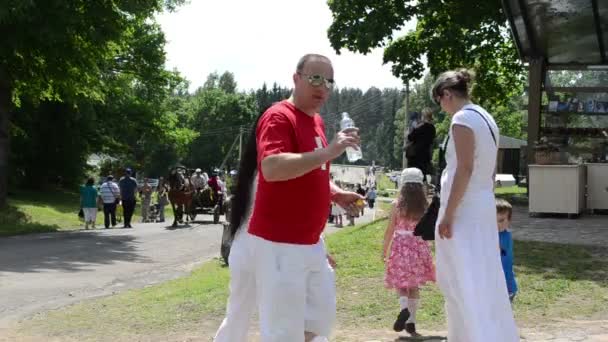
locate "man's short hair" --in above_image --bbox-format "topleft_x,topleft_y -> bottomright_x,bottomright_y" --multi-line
496,198 -> 513,220
296,54 -> 331,72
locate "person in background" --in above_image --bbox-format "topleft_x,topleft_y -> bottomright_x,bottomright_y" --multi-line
208,170 -> 222,194
80,177 -> 98,229
140,177 -> 153,223
191,168 -> 206,191
331,181 -> 345,228
366,187 -> 377,209
405,108 -> 436,183
99,175 -> 120,228
119,168 -> 138,228
218,174 -> 228,194
356,183 -> 367,216
157,176 -> 169,223
496,199 -> 518,303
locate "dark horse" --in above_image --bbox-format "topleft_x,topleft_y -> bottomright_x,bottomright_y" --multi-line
167,166 -> 194,227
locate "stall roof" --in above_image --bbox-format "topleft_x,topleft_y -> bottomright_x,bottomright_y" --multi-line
500,135 -> 527,149
503,0 -> 608,67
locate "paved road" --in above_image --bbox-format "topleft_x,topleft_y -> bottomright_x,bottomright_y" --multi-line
0,203 -> 378,329
0,215 -> 225,327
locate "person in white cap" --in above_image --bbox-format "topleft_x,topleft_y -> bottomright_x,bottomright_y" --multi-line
382,168 -> 435,337
190,168 -> 206,191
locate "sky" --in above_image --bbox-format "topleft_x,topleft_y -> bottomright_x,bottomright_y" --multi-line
157,0 -> 417,92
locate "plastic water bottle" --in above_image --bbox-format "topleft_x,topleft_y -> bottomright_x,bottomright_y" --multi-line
340,112 -> 362,162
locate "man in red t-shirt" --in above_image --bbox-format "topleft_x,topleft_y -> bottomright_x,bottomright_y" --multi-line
247,54 -> 362,342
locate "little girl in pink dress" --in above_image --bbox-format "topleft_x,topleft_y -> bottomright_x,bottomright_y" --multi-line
382,168 -> 436,336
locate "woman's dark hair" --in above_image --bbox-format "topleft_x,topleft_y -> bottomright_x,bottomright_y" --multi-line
229,113 -> 264,236
396,183 -> 427,220
86,177 -> 95,186
431,68 -> 475,101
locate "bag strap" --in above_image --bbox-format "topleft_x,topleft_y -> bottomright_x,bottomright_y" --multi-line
469,108 -> 497,145
442,107 -> 496,149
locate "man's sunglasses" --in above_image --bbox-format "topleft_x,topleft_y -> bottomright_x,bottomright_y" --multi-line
298,72 -> 335,90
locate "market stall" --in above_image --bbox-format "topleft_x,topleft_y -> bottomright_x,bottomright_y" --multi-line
503,0 -> 608,216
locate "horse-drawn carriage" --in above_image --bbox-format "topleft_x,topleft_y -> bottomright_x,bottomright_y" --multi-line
189,186 -> 224,224
166,166 -> 229,227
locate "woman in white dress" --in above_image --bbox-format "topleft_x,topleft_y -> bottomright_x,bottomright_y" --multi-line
432,69 -> 519,342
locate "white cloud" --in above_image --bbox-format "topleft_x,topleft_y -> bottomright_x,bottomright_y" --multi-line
157,0 -> 416,92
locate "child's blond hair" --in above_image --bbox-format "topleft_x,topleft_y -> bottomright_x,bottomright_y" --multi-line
496,198 -> 513,220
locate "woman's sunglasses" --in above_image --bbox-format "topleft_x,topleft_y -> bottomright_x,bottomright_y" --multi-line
298,72 -> 335,90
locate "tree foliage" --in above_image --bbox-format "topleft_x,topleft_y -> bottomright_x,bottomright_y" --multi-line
327,0 -> 526,108
0,0 -> 186,205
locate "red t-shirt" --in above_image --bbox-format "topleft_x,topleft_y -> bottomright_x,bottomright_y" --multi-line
208,177 -> 220,193
248,101 -> 331,245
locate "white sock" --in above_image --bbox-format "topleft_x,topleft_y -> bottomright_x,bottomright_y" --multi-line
406,298 -> 419,323
399,296 -> 408,310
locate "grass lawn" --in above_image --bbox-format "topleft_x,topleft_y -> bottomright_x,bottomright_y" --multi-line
1,190 -> 81,236
1,190 -> 174,237
376,173 -> 397,191
495,185 -> 529,205
495,185 -> 527,195
16,218 -> 608,340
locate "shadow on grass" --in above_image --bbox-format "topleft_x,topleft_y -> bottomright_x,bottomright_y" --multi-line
8,189 -> 80,216
0,204 -> 60,237
515,239 -> 608,287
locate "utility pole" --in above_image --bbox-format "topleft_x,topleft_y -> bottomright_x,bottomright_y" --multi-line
401,81 -> 410,169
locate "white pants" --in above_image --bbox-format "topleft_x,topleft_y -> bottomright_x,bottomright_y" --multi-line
251,234 -> 336,342
214,230 -> 257,342
83,208 -> 97,222
214,232 -> 335,342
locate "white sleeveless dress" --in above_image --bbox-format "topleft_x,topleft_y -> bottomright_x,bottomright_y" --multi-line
435,104 -> 519,342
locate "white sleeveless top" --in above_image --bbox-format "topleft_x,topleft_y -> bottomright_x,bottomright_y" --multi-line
440,104 -> 499,216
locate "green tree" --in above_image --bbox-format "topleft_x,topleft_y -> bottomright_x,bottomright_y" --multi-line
327,0 -> 525,109
203,72 -> 220,91
0,0 -> 185,206
219,72 -> 238,94
186,85 -> 258,170
93,70 -> 197,177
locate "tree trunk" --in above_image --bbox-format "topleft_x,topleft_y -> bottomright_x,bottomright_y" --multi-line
0,75 -> 11,209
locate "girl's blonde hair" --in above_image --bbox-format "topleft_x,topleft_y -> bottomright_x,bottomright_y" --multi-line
396,183 -> 428,220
